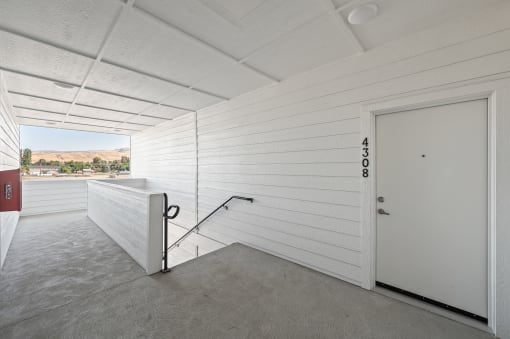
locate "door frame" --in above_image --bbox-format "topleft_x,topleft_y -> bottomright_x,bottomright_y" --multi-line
360,80 -> 499,331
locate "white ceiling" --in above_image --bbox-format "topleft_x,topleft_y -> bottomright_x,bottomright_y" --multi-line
0,0 -> 502,135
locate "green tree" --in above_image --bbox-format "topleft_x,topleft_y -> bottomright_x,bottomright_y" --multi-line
121,156 -> 129,164
93,157 -> 101,164
74,161 -> 84,172
61,166 -> 72,174
38,159 -> 47,166
20,148 -> 32,169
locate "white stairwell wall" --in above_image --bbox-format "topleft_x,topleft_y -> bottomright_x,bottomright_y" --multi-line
131,113 -> 213,265
20,178 -> 143,217
0,72 -> 19,268
87,179 -> 163,275
21,180 -> 88,216
131,3 -> 510,336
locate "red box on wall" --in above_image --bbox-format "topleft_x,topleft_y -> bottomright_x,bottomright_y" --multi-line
0,168 -> 21,212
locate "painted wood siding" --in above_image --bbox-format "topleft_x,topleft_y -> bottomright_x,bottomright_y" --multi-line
96,178 -> 147,190
0,72 -> 19,267
21,180 -> 88,216
87,180 -> 163,274
131,113 -> 200,263
129,1 -> 510,292
0,74 -> 18,171
193,2 -> 510,285
20,179 -> 144,217
197,99 -> 362,283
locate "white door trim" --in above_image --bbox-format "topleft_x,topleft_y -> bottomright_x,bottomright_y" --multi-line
360,80 -> 501,332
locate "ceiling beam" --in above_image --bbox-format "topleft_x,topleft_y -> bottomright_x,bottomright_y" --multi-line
132,4 -> 281,83
319,0 -> 365,54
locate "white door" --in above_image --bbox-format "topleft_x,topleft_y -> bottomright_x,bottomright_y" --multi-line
376,99 -> 488,318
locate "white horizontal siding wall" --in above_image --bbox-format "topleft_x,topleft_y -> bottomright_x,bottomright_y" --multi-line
130,3 -> 510,334
0,72 -> 19,267
0,74 -> 18,171
87,180 -> 163,274
21,180 -> 88,216
194,1 -> 510,286
96,178 -> 147,190
197,103 -> 362,282
131,113 -> 202,264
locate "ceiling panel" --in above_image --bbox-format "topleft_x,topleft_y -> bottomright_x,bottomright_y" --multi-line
199,0 -> 268,23
0,0 -> 121,56
66,115 -> 124,128
87,62 -> 183,103
70,105 -> 135,122
13,107 -> 65,121
141,105 -> 190,120
16,116 -> 135,135
340,0 -> 503,49
120,122 -> 152,131
0,31 -> 92,84
10,93 -> 70,113
3,71 -> 79,102
76,89 -> 151,114
102,9 -> 233,86
4,0 -> 500,136
135,0 -> 325,59
60,122 -> 134,135
161,89 -> 222,111
128,115 -> 170,125
247,15 -> 358,79
17,117 -> 62,128
193,62 -> 272,98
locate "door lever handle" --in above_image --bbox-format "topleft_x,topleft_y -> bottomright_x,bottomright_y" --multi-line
378,208 -> 390,215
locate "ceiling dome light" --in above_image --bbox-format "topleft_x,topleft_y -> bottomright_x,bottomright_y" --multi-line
54,81 -> 74,90
347,3 -> 379,25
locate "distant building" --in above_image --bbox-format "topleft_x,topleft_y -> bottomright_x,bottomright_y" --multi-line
28,165 -> 61,176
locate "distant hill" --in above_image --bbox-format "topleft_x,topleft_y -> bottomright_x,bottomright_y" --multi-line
31,149 -> 130,163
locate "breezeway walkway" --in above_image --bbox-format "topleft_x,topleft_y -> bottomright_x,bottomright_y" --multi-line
0,212 -> 494,338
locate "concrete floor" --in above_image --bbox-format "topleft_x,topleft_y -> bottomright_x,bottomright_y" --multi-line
0,212 -> 494,339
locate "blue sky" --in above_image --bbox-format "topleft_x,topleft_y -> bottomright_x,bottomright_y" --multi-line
20,126 -> 130,151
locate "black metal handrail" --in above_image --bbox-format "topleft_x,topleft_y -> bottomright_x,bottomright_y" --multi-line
162,193 -> 181,272
161,195 -> 253,272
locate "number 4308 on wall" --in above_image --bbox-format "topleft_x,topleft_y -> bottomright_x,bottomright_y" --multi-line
362,138 -> 369,178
